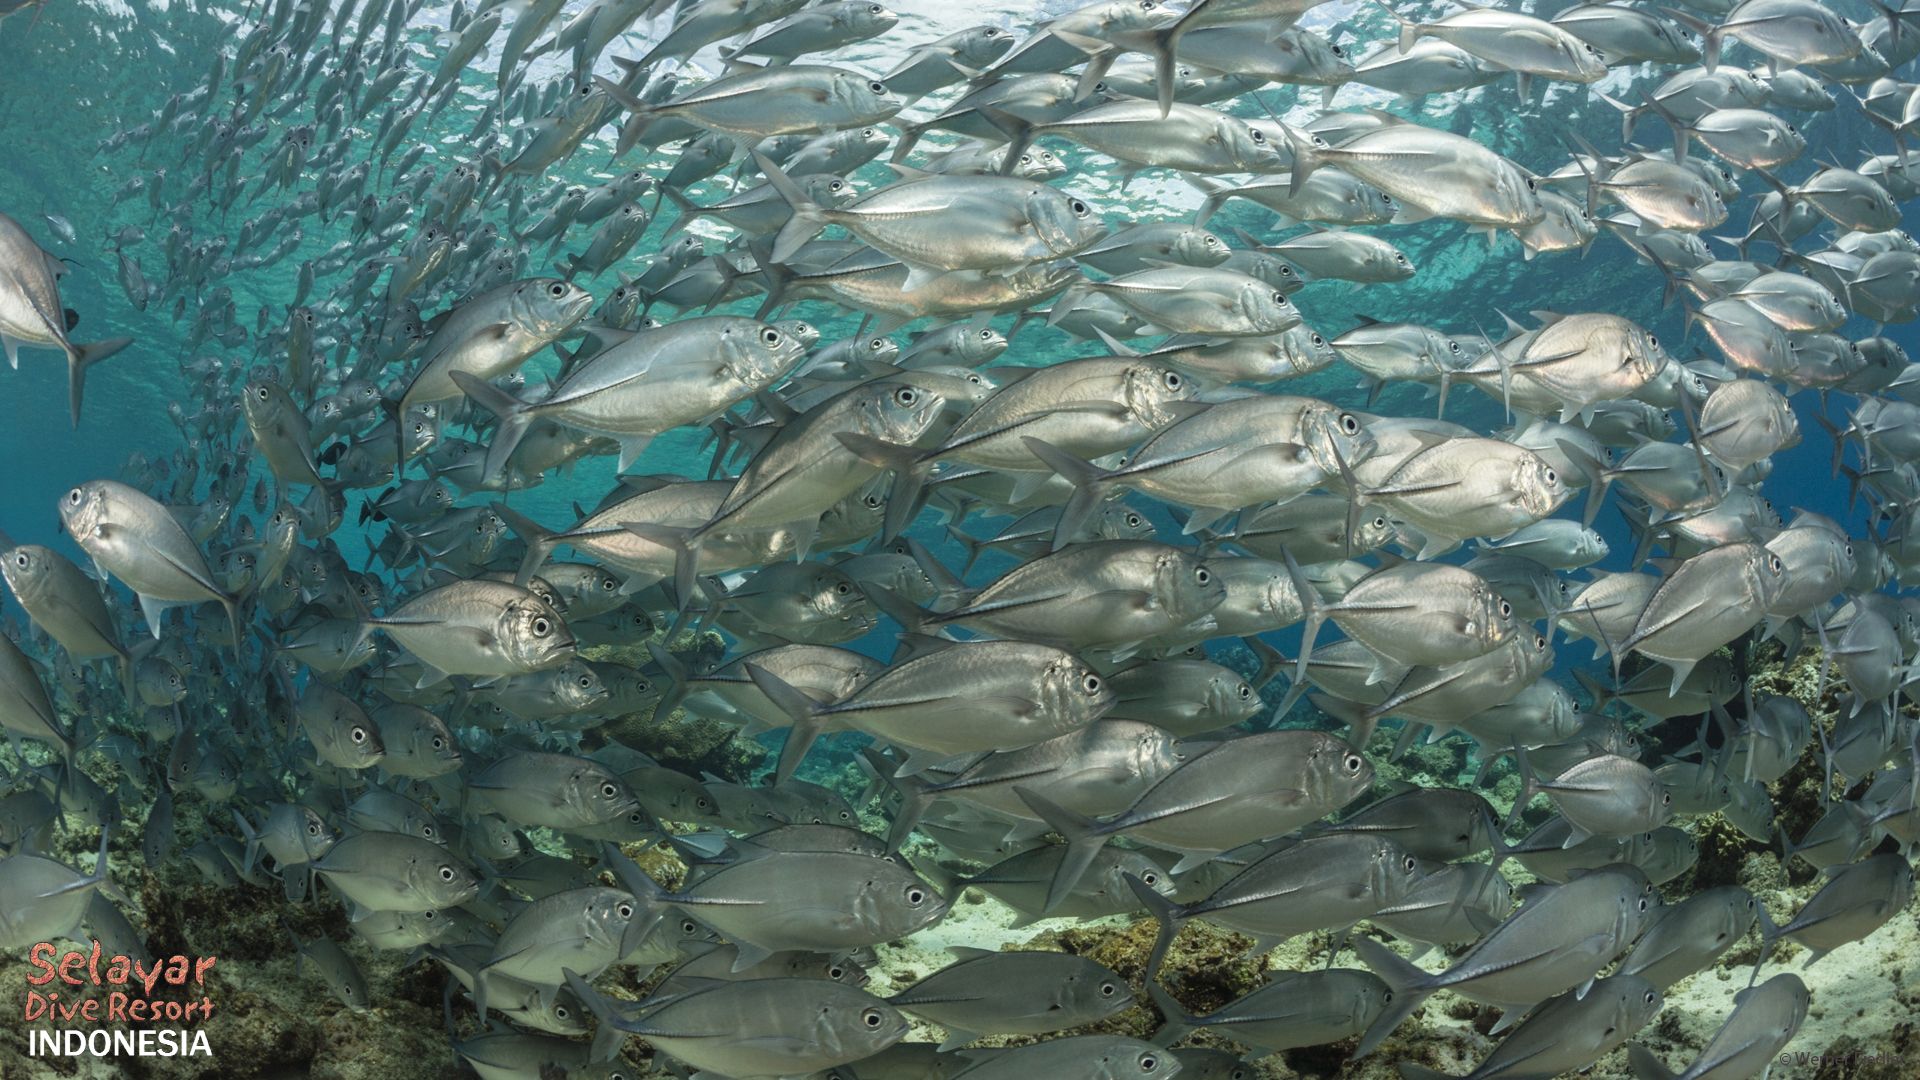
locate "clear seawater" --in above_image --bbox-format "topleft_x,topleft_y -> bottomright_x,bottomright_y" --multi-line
0,0 -> 1912,1075
0,0 -> 1886,568
0,0 -> 1897,790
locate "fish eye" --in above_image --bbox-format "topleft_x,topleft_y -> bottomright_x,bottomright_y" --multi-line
532,617 -> 551,636
1403,854 -> 1417,871
1534,635 -> 1547,650
308,822 -> 320,835
892,387 -> 918,406
12,553 -> 25,568
1273,291 -> 1289,305
1310,333 -> 1324,346
1330,44 -> 1345,57
439,866 -> 456,882
828,964 -> 847,979
1340,413 -> 1359,435
1238,684 -> 1252,698
600,782 -> 618,798
1448,340 -> 1462,354
1083,673 -> 1102,693
979,328 -> 994,339
546,282 -> 565,298
905,886 -> 926,904
432,737 -> 446,749
67,488 -> 82,504
830,180 -> 845,192
1194,566 -> 1210,585
1498,599 -> 1512,618
868,80 -> 887,94
1100,982 -> 1118,997
835,581 -> 852,594
1068,198 -> 1090,215
868,338 -> 886,351
681,919 -> 699,934
617,902 -> 634,919
1344,753 -> 1363,772
862,1008 -> 885,1028
1163,370 -> 1183,390
1248,127 -> 1266,142
1638,897 -> 1649,911
1139,1053 -> 1159,1072
864,494 -> 882,509
1394,253 -> 1408,264
578,674 -> 593,688
1544,468 -> 1558,485
1525,177 -> 1538,191
1126,513 -> 1142,527
350,727 -> 367,743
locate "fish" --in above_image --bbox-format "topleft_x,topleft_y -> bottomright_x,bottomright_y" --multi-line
0,212 -> 133,425
9,0 -> 1920,1072
887,947 -> 1134,1049
1626,973 -> 1808,1080
57,480 -> 242,648
1353,865 -> 1660,1055
565,968 -> 909,1076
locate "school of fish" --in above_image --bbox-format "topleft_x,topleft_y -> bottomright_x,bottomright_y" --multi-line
3,0 -> 1920,1076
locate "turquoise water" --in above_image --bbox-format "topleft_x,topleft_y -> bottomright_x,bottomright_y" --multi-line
7,0 -> 1879,560
1,0 -> 1915,1077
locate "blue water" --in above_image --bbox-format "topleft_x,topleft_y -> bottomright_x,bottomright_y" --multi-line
0,0 -> 1888,666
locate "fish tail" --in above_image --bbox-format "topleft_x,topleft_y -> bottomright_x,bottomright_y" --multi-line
1127,874 -> 1187,983
1307,692 -> 1379,759
645,641 -> 691,720
833,432 -> 931,542
754,151 -> 829,264
619,521 -> 703,615
1144,978 -> 1197,1047
65,336 -> 133,428
890,117 -> 929,164
1505,740 -> 1541,834
1637,88 -> 1689,161
1349,935 -> 1435,1058
1018,436 -> 1114,552
594,75 -> 657,155
658,185 -> 700,240
977,107 -> 1038,177
743,662 -> 832,785
488,499 -> 558,586
563,968 -> 637,1062
864,582 -> 938,639
1053,29 -> 1117,106
1273,546 -> 1324,722
233,810 -> 261,877
1013,785 -> 1109,914
1278,123 -> 1323,198
869,746 -> 936,851
1626,1043 -> 1680,1080
1245,636 -> 1289,692
451,371 -> 536,491
1571,667 -> 1616,716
